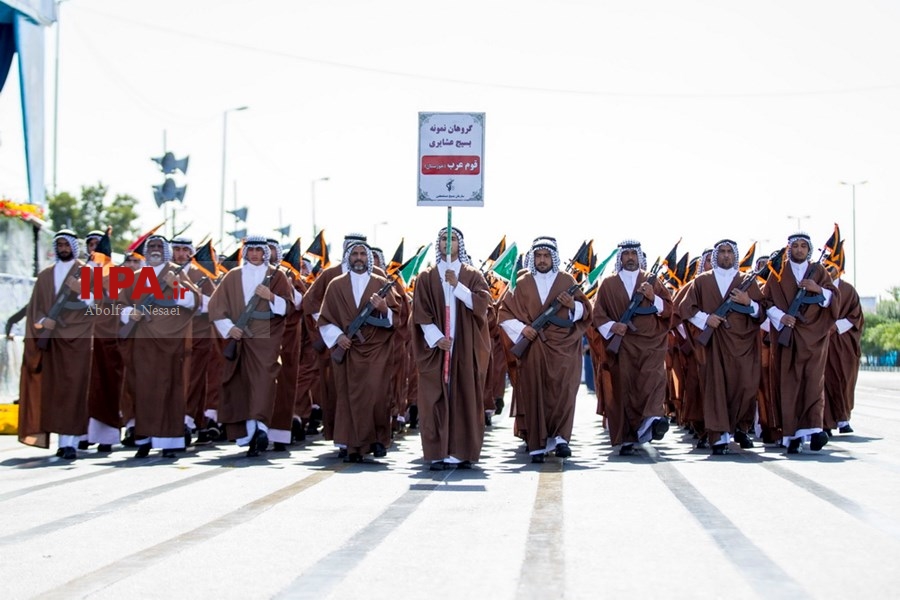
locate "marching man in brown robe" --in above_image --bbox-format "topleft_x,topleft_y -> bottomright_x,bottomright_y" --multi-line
591,240 -> 673,456
678,239 -> 765,455
764,232 -> 838,454
412,227 -> 492,470
302,233 -> 369,450
823,253 -> 863,435
318,242 -> 402,463
19,230 -> 95,458
120,235 -> 199,459
84,229 -> 123,453
171,235 -> 216,446
499,237 -> 590,463
209,235 -> 294,457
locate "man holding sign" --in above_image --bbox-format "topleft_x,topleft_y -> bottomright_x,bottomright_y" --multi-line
412,227 -> 492,470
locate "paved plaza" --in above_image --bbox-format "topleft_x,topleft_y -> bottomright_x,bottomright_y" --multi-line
1,371 -> 899,599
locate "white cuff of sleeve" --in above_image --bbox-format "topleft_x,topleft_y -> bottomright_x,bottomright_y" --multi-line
500,319 -> 525,344
453,282 -> 474,310
689,311 -> 709,330
319,323 -> 342,348
269,295 -> 286,316
422,323 -> 444,348
213,318 -> 235,339
836,318 -> 853,334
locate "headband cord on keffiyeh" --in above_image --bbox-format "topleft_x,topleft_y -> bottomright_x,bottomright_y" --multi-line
711,239 -> 738,269
527,236 -> 560,275
54,231 -> 80,263
614,239 -> 646,272
341,242 -> 374,274
434,226 -> 471,265
243,235 -> 271,265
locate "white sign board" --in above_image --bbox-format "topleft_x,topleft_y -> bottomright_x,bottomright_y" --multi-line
417,112 -> 485,207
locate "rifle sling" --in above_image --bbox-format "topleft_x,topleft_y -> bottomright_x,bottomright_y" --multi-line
729,303 -> 754,315
800,293 -> 825,306
152,298 -> 180,308
545,315 -> 574,329
364,314 -> 391,328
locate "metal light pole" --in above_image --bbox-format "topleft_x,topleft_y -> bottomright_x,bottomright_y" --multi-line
311,177 -> 329,239
52,0 -> 73,197
219,106 -> 248,246
372,221 -> 388,247
786,214 -> 811,231
840,180 -> 867,286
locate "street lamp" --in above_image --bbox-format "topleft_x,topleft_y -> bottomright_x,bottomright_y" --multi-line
219,105 -> 248,246
372,221 -> 388,247
840,180 -> 867,286
52,0 -> 73,197
311,177 -> 329,239
786,214 -> 811,231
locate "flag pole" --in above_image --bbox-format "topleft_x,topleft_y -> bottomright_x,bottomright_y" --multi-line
444,206 -> 452,384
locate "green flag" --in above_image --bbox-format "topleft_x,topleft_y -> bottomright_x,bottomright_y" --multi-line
587,248 -> 618,287
487,242 -> 518,291
399,243 -> 431,285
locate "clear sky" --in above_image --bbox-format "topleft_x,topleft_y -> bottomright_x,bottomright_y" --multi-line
1,0 -> 898,298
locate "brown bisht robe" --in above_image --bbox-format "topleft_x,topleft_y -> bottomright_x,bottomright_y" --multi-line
763,261 -> 838,438
678,270 -> 765,440
293,312 -> 320,423
184,265 -> 218,429
388,281 -> 412,428
19,260 -> 94,447
591,270 -> 673,447
318,271 -> 401,454
86,274 -> 125,437
120,263 -> 199,443
671,281 -> 705,436
208,264 -> 292,439
270,268 -> 306,439
585,326 -> 611,421
499,271 -> 590,453
302,264 -> 344,440
412,263 -> 492,463
483,302 -> 506,413
824,278 -> 863,429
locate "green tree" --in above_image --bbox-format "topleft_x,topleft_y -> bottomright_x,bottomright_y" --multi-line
47,183 -> 140,255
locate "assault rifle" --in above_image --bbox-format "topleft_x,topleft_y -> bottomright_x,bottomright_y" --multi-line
118,263 -> 189,339
695,270 -> 760,347
223,271 -> 275,361
36,269 -> 83,351
607,261 -> 663,355
331,277 -> 396,364
777,263 -> 825,347
510,283 -> 581,359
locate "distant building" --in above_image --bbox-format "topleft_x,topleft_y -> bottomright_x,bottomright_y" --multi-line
861,296 -> 877,313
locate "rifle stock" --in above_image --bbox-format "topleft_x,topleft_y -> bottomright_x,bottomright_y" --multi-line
223,337 -> 239,361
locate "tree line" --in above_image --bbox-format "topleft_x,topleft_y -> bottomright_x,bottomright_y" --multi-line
863,287 -> 900,367
47,183 -> 140,255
